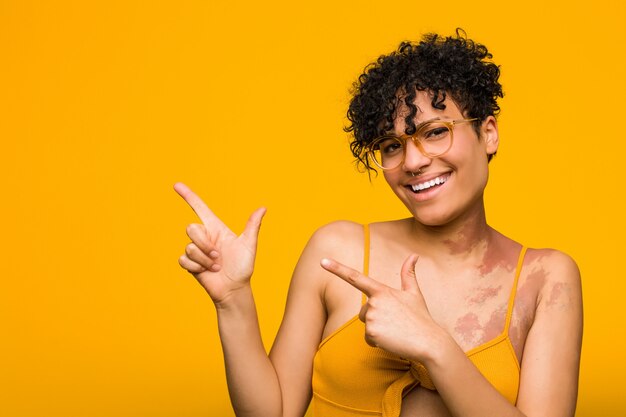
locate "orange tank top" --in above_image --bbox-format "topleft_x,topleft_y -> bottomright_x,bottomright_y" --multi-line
311,224 -> 526,417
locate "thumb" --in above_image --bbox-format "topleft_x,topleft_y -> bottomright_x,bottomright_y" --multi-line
400,254 -> 420,293
241,207 -> 267,246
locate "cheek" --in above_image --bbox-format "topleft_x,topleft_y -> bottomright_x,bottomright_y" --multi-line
459,164 -> 489,196
453,144 -> 489,181
383,171 -> 417,210
383,171 -> 403,192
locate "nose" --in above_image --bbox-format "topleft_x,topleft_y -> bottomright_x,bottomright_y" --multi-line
402,139 -> 432,174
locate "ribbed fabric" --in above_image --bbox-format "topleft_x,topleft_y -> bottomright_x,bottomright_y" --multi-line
311,225 -> 526,416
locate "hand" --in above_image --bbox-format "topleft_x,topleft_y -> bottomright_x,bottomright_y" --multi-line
320,255 -> 441,360
174,182 -> 266,306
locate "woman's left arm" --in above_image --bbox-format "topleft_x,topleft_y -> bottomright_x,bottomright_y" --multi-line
321,250 -> 583,417
423,250 -> 582,417
514,251 -> 583,416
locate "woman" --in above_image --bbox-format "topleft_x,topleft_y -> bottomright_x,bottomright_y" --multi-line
175,30 -> 582,417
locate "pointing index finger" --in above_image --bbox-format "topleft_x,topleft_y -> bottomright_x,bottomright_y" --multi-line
173,182 -> 219,226
320,258 -> 383,297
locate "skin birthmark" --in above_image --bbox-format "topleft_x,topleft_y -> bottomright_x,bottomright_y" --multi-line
454,312 -> 482,344
546,282 -> 571,309
477,242 -> 518,276
443,229 -> 482,256
478,255 -> 510,276
548,283 -> 563,305
454,305 -> 508,348
482,305 -> 508,341
527,268 -> 548,284
468,286 -> 502,304
525,267 -> 549,308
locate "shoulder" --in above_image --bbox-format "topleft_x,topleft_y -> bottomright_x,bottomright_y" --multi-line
305,220 -> 366,259
292,221 -> 367,286
289,220 -> 367,304
310,220 -> 365,240
526,248 -> 580,284
524,248 -> 582,312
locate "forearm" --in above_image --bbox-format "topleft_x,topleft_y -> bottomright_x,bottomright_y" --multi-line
421,333 -> 524,417
216,285 -> 283,417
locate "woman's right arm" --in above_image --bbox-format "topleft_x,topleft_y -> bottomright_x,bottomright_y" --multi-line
175,183 -> 347,417
175,183 -> 283,416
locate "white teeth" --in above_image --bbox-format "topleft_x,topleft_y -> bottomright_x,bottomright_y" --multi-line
411,175 -> 448,192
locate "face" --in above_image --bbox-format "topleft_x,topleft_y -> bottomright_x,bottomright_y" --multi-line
382,91 -> 499,226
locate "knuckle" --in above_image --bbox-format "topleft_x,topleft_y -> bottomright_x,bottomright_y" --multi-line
358,305 -> 367,322
346,269 -> 361,282
185,243 -> 196,256
179,255 -> 193,270
364,330 -> 379,347
378,288 -> 392,300
365,336 -> 377,347
186,223 -> 203,237
362,307 -> 374,322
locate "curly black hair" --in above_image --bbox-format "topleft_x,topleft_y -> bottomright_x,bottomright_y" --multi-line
345,29 -> 503,172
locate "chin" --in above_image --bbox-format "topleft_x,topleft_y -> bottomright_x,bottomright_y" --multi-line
408,206 -> 455,227
414,216 -> 450,228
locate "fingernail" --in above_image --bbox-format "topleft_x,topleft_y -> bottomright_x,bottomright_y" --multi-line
209,250 -> 219,258
321,258 -> 331,267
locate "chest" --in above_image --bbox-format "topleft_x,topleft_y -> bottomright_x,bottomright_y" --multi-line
323,250 -> 538,362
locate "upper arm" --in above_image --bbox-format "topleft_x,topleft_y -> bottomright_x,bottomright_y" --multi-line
268,221 -> 364,417
516,250 -> 583,417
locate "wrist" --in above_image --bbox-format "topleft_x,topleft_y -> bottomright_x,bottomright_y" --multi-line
421,329 -> 460,369
213,283 -> 254,312
407,325 -> 458,366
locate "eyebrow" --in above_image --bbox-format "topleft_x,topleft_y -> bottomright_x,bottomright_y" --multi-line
387,117 -> 443,136
414,117 -> 442,125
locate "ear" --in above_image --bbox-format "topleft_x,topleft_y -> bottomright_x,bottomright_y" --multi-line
481,116 -> 499,156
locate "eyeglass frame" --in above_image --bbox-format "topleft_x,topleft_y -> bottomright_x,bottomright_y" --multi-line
364,118 -> 479,171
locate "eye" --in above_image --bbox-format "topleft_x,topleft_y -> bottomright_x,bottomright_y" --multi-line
422,126 -> 449,141
380,138 -> 403,155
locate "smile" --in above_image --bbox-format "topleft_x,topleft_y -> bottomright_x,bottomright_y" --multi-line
410,174 -> 450,193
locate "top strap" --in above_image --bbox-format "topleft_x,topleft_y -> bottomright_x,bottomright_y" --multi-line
504,246 -> 527,331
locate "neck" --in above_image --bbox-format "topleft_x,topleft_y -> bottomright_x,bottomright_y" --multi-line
408,201 -> 494,263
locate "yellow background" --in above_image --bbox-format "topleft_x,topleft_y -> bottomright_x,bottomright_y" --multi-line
1,1 -> 624,416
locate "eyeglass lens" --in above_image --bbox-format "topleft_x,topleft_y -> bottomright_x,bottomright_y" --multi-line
369,121 -> 452,169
